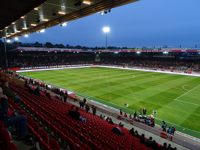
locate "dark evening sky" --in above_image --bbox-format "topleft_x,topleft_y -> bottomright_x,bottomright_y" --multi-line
20,0 -> 200,48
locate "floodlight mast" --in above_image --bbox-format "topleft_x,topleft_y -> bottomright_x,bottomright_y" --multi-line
102,26 -> 110,49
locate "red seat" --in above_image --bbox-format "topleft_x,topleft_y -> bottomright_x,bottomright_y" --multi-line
10,84 -> 153,150
9,142 -> 18,150
0,129 -> 11,150
49,138 -> 60,150
0,121 -> 4,130
39,128 -> 49,143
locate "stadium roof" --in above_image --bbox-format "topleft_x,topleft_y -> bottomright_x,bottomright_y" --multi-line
0,0 -> 138,39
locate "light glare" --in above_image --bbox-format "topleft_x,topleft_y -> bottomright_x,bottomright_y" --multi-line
83,0 -> 92,5
58,11 -> 66,15
102,26 -> 110,33
14,37 -> 19,41
40,29 -> 45,33
136,51 -> 141,54
61,22 -> 67,27
42,18 -> 49,22
31,23 -> 37,27
22,27 -> 27,30
114,51 -> 119,54
6,39 -> 11,43
163,51 -> 169,54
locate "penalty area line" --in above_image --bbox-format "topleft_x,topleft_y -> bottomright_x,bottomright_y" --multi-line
173,84 -> 200,106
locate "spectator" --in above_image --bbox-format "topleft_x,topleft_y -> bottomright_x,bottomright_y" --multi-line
167,144 -> 172,150
13,93 -> 21,104
129,128 -> 134,136
34,86 -> 40,96
68,107 -> 80,120
161,121 -> 167,132
80,116 -> 87,123
7,110 -> 28,139
45,91 -> 51,99
151,140 -> 158,150
85,104 -> 90,113
143,108 -> 147,115
140,134 -> 146,144
119,122 -> 124,127
74,107 -> 80,120
133,111 -> 137,119
134,130 -> 139,137
167,127 -> 172,134
100,114 -> 104,119
108,118 -> 114,124
162,143 -> 168,150
172,127 -> 176,135
146,136 -> 153,147
63,91 -> 68,102
79,101 -> 84,109
83,98 -> 87,104
124,113 -> 127,117
120,109 -> 123,115
92,106 -> 96,115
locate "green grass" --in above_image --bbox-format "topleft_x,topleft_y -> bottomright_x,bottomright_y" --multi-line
20,67 -> 200,138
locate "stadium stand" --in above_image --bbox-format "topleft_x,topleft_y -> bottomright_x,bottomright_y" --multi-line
7,48 -> 200,73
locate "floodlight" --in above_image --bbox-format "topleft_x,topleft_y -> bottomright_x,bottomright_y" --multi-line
24,34 -> 29,38
58,11 -> 66,15
14,37 -> 19,41
102,26 -> 110,33
42,18 -> 49,22
31,23 -> 37,27
136,51 -> 141,54
6,39 -> 11,43
61,22 -> 68,27
114,51 -> 119,54
83,0 -> 92,5
34,7 -> 39,11
40,29 -> 45,33
100,11 -> 104,15
22,27 -> 28,30
163,51 -> 168,54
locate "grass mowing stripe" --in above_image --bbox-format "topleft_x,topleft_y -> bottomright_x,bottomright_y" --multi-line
74,71 -> 168,92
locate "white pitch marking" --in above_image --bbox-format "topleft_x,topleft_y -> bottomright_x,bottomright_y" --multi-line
173,84 -> 200,106
182,85 -> 189,92
173,99 -> 199,106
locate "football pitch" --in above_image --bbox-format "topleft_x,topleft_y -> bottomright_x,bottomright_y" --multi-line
20,67 -> 200,138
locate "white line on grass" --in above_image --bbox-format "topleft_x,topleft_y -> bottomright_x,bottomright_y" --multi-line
182,85 -> 189,92
174,99 -> 199,106
173,84 -> 200,106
